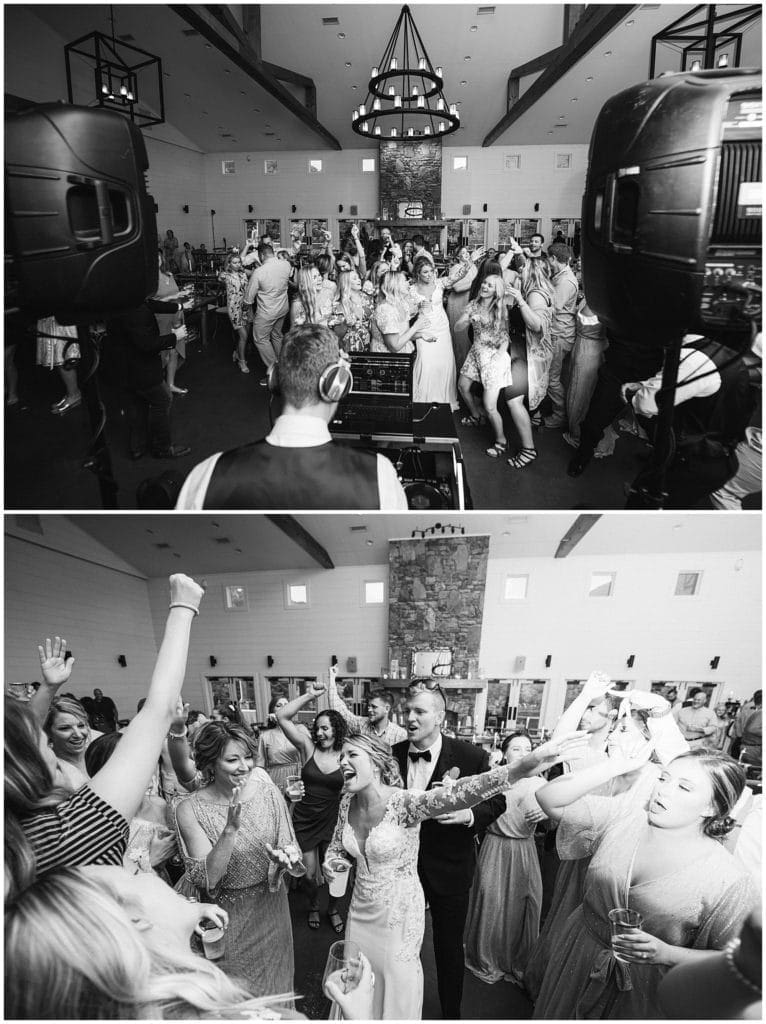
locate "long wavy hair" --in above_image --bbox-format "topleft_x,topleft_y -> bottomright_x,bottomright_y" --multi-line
468,258 -> 503,300
4,865 -> 290,1019
344,730 -> 403,788
311,710 -> 347,752
295,266 -> 321,323
4,696 -> 72,898
336,266 -> 363,323
520,257 -> 555,306
472,273 -> 505,336
378,270 -> 411,315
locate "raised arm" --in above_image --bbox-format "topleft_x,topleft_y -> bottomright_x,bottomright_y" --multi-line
275,683 -> 322,760
535,743 -> 653,821
350,225 -> 367,278
552,671 -> 612,740
87,574 -> 204,820
400,733 -> 589,826
166,697 -> 200,791
29,636 -> 75,729
326,667 -> 366,732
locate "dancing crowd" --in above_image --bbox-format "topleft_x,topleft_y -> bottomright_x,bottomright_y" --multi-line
5,576 -> 762,1019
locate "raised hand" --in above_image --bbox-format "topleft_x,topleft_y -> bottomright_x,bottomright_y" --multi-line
225,786 -> 243,832
581,671 -> 612,701
37,636 -> 75,687
168,574 -> 206,614
310,680 -> 327,698
170,697 -> 189,733
532,731 -> 590,770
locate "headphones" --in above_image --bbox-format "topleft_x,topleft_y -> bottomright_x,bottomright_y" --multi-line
268,350 -> 354,403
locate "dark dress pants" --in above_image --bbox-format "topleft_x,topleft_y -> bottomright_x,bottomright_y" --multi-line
127,380 -> 172,453
421,874 -> 471,1019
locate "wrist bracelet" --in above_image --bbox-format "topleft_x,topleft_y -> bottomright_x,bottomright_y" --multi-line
724,938 -> 762,996
168,727 -> 188,740
169,602 -> 199,616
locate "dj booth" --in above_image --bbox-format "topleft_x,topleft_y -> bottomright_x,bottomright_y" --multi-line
329,353 -> 469,509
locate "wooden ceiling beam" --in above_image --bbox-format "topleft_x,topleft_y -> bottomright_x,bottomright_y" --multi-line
171,4 -> 341,149
554,514 -> 601,558
483,4 -> 638,147
266,516 -> 335,570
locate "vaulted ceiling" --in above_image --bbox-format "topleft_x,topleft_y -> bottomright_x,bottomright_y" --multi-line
18,4 -> 761,152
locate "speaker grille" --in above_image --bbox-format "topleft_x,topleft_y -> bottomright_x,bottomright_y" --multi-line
711,140 -> 761,244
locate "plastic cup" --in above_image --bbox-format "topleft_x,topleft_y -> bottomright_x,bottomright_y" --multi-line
327,857 -> 352,898
286,774 -> 303,801
609,908 -> 643,963
200,923 -> 225,961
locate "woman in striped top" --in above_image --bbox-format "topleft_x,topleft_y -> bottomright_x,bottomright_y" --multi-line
5,574 -> 204,898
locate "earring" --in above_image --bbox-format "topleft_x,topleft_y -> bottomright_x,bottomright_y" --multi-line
207,767 -> 216,782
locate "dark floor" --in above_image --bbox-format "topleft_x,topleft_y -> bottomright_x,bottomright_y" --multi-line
287,882 -> 533,1021
5,313 -> 710,510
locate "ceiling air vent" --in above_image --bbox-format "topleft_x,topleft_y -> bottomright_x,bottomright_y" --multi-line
477,6 -> 496,15
182,28 -> 200,37
153,542 -> 172,549
322,17 -> 340,25
350,526 -> 368,532
118,33 -> 135,41
214,537 -> 232,545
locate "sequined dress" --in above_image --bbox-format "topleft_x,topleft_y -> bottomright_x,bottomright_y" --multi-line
179,771 -> 296,999
533,794 -> 757,1019
326,765 -> 515,1020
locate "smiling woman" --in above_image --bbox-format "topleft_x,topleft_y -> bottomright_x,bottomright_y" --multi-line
43,697 -> 93,789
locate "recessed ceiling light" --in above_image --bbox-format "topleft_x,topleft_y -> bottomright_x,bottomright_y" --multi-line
345,61 -> 352,68
558,114 -> 565,119
366,539 -> 374,547
547,130 -> 554,134
239,90 -> 246,95
604,50 -> 612,56
626,19 -> 635,25
470,25 -> 478,32
253,107 -> 261,113
586,76 -> 594,82
464,55 -> 472,62
571,97 -> 579,102
351,84 -> 358,90
460,80 -> 468,86
184,93 -> 191,98
338,32 -> 346,39
205,43 -> 212,49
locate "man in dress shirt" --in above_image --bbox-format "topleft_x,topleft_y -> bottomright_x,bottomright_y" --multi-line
392,685 -> 505,1019
175,324 -> 408,509
244,243 -> 292,384
326,669 -> 406,745
676,689 -> 718,749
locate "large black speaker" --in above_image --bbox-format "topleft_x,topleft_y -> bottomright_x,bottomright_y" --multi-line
582,69 -> 761,343
5,103 -> 158,321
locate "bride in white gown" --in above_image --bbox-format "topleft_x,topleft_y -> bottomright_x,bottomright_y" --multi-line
324,730 -> 587,1020
410,256 -> 458,410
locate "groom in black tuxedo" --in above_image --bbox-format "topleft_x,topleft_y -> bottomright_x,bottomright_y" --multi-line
393,684 -> 505,1019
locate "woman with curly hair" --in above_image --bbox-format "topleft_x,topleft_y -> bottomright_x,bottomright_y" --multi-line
175,720 -> 302,997
532,748 -> 758,1019
276,683 -> 348,933
324,727 -> 589,1019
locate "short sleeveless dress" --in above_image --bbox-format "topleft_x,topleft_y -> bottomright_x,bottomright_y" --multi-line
291,754 -> 344,851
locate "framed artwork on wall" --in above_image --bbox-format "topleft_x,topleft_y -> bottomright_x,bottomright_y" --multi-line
264,159 -> 278,174
223,585 -> 249,611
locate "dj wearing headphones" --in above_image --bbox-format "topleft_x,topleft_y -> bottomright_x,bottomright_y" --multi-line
175,323 -> 408,509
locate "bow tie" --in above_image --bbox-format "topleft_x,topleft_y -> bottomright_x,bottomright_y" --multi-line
409,749 -> 432,763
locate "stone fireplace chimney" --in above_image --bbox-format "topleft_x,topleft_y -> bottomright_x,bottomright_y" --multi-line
377,140 -> 444,248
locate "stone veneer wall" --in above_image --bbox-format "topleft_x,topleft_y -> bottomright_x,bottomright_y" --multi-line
388,536 -> 489,678
378,140 -> 442,221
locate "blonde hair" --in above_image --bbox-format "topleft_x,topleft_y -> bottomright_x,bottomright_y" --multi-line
521,258 -> 555,306
295,266 -> 321,323
5,866 -> 291,1019
336,266 -> 363,323
378,270 -> 410,313
475,274 -> 505,335
345,731 -> 403,788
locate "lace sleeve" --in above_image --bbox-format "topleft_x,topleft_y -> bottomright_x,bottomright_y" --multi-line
398,764 -> 512,826
326,793 -> 351,862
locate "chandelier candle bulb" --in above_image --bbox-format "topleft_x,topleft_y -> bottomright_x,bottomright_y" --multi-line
374,125 -> 381,135
361,121 -> 369,132
418,57 -> 427,70
371,66 -> 378,78
390,57 -> 398,70
417,95 -> 425,109
439,121 -> 446,132
424,125 -> 431,134
437,97 -> 445,111
391,127 -> 397,136
394,94 -> 402,107
388,85 -> 396,96
373,98 -> 381,111
359,103 -> 366,116
436,66 -> 443,78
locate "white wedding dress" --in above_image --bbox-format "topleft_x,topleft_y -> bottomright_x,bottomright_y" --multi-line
411,283 -> 458,410
326,767 -> 512,1019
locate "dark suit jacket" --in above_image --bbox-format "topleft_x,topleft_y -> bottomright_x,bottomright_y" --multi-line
393,734 -> 505,896
105,300 -> 178,390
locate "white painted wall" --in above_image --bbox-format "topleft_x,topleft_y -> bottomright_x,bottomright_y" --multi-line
4,519 -> 158,718
480,549 -> 762,727
145,566 -> 390,708
6,526 -> 759,728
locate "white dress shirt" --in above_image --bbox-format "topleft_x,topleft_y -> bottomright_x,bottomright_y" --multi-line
407,733 -> 443,790
175,413 -> 408,510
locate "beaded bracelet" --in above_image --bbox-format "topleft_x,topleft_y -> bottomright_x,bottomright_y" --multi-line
169,602 -> 200,616
724,938 -> 762,996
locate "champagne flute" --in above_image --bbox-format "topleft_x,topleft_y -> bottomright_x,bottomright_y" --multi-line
323,939 -> 363,1020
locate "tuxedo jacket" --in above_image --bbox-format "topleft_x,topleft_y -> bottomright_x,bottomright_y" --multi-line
393,734 -> 505,896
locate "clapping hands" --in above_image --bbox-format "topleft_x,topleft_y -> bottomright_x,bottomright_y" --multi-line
37,636 -> 75,687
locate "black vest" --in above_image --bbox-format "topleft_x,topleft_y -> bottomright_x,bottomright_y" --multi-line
202,440 -> 380,509
674,338 -> 753,457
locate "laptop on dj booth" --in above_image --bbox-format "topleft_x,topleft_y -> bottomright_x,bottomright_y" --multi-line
330,352 -> 414,437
